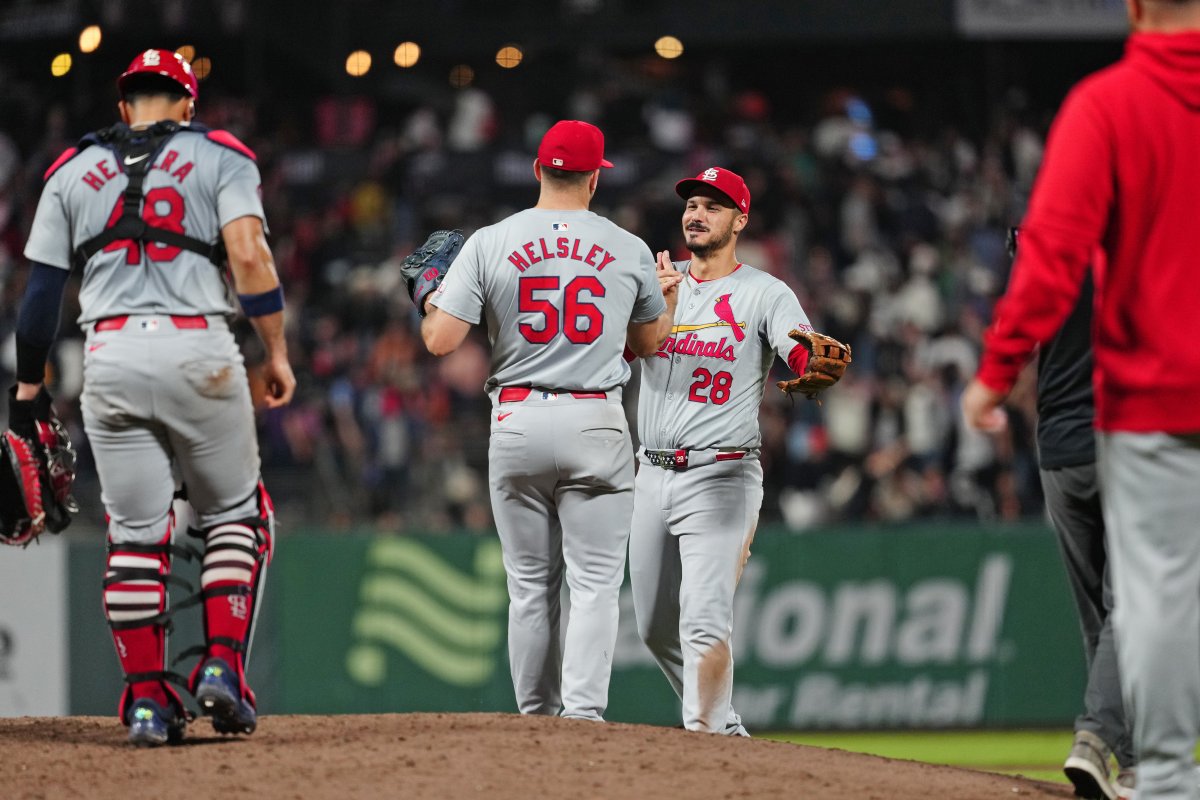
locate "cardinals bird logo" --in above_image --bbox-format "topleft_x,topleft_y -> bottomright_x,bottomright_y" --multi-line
713,294 -> 745,342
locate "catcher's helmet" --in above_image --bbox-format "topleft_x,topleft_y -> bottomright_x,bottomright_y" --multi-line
118,48 -> 198,100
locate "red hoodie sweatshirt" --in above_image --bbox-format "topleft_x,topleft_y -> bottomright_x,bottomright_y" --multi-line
977,32 -> 1200,433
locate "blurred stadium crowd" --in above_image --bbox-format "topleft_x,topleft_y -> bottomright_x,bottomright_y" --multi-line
0,55 -> 1054,534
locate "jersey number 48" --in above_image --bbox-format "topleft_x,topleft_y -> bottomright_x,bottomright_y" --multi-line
102,187 -> 186,264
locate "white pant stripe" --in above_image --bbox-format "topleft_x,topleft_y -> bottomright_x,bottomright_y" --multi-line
108,554 -> 162,570
202,566 -> 253,586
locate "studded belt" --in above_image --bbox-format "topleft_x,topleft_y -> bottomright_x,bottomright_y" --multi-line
643,448 -> 747,471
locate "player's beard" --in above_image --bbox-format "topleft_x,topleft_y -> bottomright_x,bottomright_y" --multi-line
685,220 -> 735,257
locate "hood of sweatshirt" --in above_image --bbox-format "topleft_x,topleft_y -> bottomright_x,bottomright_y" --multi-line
1127,31 -> 1200,110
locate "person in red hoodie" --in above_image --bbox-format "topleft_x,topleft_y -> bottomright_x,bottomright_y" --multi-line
963,2 -> 1200,797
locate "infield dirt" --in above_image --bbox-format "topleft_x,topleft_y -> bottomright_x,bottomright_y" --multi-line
0,712 -> 1075,799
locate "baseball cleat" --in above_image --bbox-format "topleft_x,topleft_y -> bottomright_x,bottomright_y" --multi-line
1114,767 -> 1135,800
126,698 -> 186,747
1063,730 -> 1117,800
194,657 -> 257,735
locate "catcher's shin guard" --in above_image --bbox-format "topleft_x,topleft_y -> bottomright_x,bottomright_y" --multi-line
189,482 -> 274,709
103,514 -> 196,725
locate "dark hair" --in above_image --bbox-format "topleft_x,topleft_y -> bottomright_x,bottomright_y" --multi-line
120,73 -> 189,103
539,165 -> 593,187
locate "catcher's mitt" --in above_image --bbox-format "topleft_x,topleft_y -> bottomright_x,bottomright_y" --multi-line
400,229 -> 465,317
0,388 -> 79,546
777,329 -> 852,401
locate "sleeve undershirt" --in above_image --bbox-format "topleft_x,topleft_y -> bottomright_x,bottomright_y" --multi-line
15,262 -> 70,383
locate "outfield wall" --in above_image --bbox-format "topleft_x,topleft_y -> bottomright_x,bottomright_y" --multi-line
0,522 -> 1086,729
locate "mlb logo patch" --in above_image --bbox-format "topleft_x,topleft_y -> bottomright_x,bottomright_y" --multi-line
552,222 -> 569,232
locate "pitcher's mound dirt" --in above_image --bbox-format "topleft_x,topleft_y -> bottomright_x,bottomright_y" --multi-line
0,712 -> 1073,800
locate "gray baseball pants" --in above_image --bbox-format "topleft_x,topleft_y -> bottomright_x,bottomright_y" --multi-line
1099,431 -> 1200,800
629,455 -> 760,735
487,391 -> 633,721
1041,463 -> 1133,767
80,315 -> 261,545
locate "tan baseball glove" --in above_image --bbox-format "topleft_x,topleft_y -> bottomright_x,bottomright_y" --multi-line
776,329 -> 852,401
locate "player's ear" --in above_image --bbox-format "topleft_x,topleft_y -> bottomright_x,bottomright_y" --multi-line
532,159 -> 542,183
118,100 -> 131,125
587,169 -> 599,196
733,213 -> 748,235
1124,0 -> 1148,28
186,100 -> 195,122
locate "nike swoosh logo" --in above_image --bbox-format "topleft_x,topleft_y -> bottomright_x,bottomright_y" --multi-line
123,153 -> 149,166
88,342 -> 107,352
497,412 -> 513,422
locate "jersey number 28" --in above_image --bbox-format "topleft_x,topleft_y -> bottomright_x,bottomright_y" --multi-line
518,276 -> 605,344
688,368 -> 732,405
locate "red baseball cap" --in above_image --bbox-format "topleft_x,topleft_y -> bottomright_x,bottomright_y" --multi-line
675,167 -> 751,214
537,120 -> 613,172
118,48 -> 199,100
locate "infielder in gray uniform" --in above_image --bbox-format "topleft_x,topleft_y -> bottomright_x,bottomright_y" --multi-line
415,120 -> 679,720
630,167 -> 819,734
16,49 -> 294,746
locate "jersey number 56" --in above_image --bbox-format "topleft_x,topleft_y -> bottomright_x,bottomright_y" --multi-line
518,275 -> 606,344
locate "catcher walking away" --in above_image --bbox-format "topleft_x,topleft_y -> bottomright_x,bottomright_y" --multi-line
12,48 -> 295,747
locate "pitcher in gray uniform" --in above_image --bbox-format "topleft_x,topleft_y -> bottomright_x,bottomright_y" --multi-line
630,167 -> 815,734
16,49 -> 294,746
416,120 -> 679,720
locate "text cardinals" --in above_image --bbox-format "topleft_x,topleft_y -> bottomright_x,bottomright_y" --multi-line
507,237 -> 616,272
655,333 -> 737,362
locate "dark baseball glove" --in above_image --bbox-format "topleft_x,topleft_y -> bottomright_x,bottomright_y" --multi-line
0,387 -> 79,546
777,329 -> 852,401
400,229 -> 465,317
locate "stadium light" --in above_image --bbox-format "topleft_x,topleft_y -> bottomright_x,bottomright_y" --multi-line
347,50 -> 372,77
394,42 -> 420,68
176,45 -> 196,62
78,25 -> 102,54
51,53 -> 73,77
449,64 -> 474,88
495,45 -> 523,69
193,57 -> 212,80
654,35 -> 683,59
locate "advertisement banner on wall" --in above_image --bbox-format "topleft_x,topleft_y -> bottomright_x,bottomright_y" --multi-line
608,526 -> 1084,729
0,539 -> 67,716
956,0 -> 1128,38
274,526 -> 1084,729
279,535 -> 516,714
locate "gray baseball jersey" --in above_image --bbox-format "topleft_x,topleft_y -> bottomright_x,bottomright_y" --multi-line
630,259 -> 811,735
430,208 -> 665,391
432,205 -> 664,721
25,128 -> 265,323
24,125 -> 267,542
638,261 -> 812,452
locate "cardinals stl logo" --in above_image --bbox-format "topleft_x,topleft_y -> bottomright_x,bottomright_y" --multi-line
712,294 -> 745,342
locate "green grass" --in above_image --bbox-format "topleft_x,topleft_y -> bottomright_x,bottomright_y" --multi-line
760,729 -> 1075,784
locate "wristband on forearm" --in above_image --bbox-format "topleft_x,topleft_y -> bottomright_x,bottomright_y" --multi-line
238,286 -> 285,317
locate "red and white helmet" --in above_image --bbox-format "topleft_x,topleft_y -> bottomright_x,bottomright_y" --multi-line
117,48 -> 198,100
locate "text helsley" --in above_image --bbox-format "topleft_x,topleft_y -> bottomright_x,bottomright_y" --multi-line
507,237 -> 616,272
